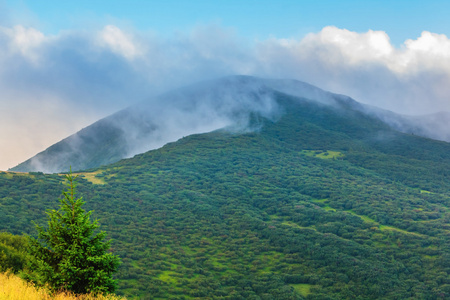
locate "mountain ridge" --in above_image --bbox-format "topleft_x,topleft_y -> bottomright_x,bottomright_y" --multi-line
10,75 -> 450,173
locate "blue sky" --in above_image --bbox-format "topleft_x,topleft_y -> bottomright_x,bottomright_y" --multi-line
3,0 -> 449,46
1,0 -> 450,170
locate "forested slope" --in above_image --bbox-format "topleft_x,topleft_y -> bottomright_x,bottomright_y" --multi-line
1,93 -> 449,299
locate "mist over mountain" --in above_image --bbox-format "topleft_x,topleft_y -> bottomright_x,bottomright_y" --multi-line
371,110 -> 450,142
3,86 -> 450,298
10,75 -> 450,173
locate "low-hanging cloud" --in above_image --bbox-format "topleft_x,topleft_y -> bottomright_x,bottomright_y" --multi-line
1,24 -> 450,170
257,27 -> 450,115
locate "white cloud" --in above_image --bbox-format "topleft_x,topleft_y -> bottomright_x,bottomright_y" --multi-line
253,26 -> 450,115
0,25 -> 45,62
402,31 -> 450,72
99,25 -> 141,59
1,24 -> 450,170
304,27 -> 394,64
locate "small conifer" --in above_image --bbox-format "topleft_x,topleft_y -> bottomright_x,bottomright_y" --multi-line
26,169 -> 120,294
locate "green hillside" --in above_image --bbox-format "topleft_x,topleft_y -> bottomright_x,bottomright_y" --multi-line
1,93 -> 450,299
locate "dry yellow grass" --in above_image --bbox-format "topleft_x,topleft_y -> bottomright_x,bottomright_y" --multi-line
0,272 -> 125,300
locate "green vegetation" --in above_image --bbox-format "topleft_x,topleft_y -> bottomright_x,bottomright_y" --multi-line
24,171 -> 120,295
0,232 -> 29,273
1,94 -> 450,298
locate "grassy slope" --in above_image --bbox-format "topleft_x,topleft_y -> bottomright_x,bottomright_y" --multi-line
1,94 -> 449,299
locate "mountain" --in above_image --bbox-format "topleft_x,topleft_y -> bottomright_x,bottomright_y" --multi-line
11,75 -> 448,173
2,87 -> 450,298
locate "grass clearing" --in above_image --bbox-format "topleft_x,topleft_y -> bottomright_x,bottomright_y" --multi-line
345,210 -> 427,237
75,171 -> 107,185
300,150 -> 344,160
157,271 -> 178,284
312,199 -> 328,203
323,206 -> 336,212
379,225 -> 426,237
420,190 -> 433,194
291,283 -> 315,296
0,171 -> 35,179
281,221 -> 317,231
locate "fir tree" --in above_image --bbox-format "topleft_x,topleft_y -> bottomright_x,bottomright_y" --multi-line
26,169 -> 120,294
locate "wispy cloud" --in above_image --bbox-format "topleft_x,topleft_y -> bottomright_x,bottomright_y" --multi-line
1,24 -> 450,170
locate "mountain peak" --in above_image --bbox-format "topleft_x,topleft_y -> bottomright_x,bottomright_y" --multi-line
10,76 -> 449,173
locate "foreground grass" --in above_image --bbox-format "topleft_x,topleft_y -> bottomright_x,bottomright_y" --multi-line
0,272 -> 125,300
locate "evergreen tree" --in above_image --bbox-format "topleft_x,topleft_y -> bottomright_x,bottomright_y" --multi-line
26,170 -> 120,294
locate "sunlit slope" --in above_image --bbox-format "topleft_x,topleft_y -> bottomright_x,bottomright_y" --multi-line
1,93 -> 450,299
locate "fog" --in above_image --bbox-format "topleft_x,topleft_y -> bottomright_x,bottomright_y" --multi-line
14,76 -> 289,173
2,24 -> 450,170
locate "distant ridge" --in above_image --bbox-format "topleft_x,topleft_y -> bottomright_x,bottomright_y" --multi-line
10,76 -> 450,173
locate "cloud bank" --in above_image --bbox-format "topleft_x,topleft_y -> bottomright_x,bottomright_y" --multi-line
1,24 -> 450,170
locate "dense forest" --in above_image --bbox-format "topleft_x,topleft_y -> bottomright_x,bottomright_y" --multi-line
1,93 -> 449,299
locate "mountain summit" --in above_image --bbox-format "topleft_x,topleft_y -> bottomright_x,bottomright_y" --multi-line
10,76 -> 449,173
